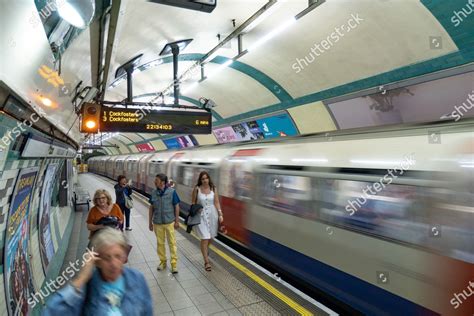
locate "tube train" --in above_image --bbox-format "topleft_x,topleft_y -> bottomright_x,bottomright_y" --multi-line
88,120 -> 473,316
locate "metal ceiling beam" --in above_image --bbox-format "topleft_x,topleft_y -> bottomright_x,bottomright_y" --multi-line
98,0 -> 124,100
156,0 -> 277,101
200,0 -> 277,63
90,1 -> 112,93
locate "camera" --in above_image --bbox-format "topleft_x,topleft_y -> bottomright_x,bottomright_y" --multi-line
199,97 -> 217,109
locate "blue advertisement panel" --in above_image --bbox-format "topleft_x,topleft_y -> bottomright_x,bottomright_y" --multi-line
256,113 -> 299,139
163,138 -> 181,149
4,168 -> 38,316
39,164 -> 58,274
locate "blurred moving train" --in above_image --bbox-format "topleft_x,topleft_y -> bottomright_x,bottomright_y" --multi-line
88,120 -> 473,316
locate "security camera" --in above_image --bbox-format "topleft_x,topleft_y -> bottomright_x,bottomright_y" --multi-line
199,97 -> 217,109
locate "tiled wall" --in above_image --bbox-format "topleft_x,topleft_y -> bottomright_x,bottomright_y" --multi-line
0,114 -> 76,316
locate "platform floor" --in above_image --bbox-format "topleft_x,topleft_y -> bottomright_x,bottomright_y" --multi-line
61,173 -> 335,316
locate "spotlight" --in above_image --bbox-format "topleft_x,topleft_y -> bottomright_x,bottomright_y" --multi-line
41,97 -> 53,107
55,0 -> 95,29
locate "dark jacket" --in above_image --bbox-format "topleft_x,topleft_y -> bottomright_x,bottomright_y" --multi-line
114,184 -> 132,207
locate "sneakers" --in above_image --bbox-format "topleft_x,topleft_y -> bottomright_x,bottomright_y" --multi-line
157,262 -> 167,271
171,265 -> 178,274
125,227 -> 132,231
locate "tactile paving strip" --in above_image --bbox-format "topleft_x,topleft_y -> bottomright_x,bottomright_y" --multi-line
178,235 -> 280,315
178,231 -> 329,315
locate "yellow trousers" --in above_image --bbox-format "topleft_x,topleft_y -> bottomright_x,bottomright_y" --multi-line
154,223 -> 178,267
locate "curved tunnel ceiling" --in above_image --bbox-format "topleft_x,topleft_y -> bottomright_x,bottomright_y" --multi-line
1,0 -> 473,151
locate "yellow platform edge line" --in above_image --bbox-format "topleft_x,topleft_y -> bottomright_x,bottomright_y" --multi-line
178,223 -> 313,316
210,245 -> 313,316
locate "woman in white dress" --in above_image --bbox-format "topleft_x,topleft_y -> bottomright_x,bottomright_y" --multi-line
191,171 -> 224,271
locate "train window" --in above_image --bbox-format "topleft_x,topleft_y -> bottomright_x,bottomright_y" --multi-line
183,166 -> 194,186
258,174 -> 313,219
176,165 -> 216,188
150,163 -> 156,175
317,178 -> 432,245
220,157 -> 255,200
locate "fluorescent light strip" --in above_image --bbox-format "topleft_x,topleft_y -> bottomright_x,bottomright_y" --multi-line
291,158 -> 328,163
181,82 -> 199,94
242,1 -> 282,33
247,17 -> 296,52
206,59 -> 234,79
350,159 -> 406,166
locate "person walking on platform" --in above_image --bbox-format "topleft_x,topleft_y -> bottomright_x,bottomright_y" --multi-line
115,175 -> 133,231
191,171 -> 224,271
42,228 -> 153,315
86,189 -> 124,238
149,173 -> 181,274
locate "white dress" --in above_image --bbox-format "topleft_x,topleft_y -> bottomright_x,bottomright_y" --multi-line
194,188 -> 219,240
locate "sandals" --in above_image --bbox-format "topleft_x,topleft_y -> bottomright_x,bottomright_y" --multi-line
204,262 -> 212,271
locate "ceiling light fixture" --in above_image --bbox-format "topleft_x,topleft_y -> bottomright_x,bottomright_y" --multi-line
55,0 -> 95,29
41,96 -> 53,107
115,54 -> 143,102
151,0 -> 325,102
159,39 -> 194,105
159,39 -> 193,56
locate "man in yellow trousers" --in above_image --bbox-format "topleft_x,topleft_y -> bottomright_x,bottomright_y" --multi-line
149,173 -> 181,273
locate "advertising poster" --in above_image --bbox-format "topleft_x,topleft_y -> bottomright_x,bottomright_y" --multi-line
232,122 -> 264,141
327,72 -> 474,129
38,164 -> 58,274
213,126 -> 238,144
163,138 -> 181,149
256,113 -> 299,139
4,167 -> 38,316
176,135 -> 198,148
164,136 -> 198,149
136,143 -> 155,152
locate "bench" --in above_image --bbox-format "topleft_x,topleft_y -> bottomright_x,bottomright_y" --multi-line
73,188 -> 91,212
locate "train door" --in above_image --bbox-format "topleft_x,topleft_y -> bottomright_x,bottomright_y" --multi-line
219,149 -> 263,245
138,154 -> 152,192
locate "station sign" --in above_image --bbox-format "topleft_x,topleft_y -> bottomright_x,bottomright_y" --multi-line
99,107 -> 212,134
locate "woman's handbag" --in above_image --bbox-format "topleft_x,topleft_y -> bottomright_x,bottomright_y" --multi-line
124,192 -> 133,209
